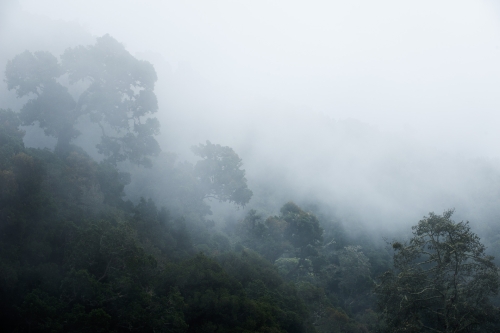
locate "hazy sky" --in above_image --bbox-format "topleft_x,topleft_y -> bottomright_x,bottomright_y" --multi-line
9,0 -> 500,159
3,0 -> 500,231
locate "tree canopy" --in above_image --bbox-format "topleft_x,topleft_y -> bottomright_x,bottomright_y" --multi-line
192,140 -> 253,207
5,34 -> 160,166
377,210 -> 499,332
281,202 -> 323,251
3,33 -> 499,333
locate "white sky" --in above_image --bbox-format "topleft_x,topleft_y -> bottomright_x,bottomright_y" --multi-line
4,0 -> 500,229
14,0 -> 500,158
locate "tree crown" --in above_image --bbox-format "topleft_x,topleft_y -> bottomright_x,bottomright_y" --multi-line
5,35 -> 160,166
377,210 -> 499,332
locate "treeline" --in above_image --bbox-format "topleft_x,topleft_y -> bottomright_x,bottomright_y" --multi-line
0,107 -> 384,332
1,35 -> 499,332
0,108 -> 294,332
6,106 -> 497,332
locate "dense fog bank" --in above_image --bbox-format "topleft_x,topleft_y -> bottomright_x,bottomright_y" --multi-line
2,2 -> 500,331
3,1 -> 500,242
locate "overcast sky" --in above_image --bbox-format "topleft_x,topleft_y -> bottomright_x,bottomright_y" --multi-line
5,0 -> 500,159
3,0 -> 500,231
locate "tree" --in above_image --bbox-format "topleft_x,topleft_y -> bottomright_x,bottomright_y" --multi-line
5,34 -> 160,166
337,245 -> 374,310
237,210 -> 292,262
281,202 -> 323,252
0,109 -> 25,165
376,210 -> 499,332
192,140 -> 253,207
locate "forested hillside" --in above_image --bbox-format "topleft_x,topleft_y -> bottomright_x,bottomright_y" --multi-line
1,35 -> 499,333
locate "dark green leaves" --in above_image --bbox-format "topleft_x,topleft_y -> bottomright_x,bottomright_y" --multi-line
281,202 -> 323,250
377,210 -> 500,332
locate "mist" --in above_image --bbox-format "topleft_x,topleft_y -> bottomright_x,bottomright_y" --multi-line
3,0 -> 500,234
3,1 -> 500,331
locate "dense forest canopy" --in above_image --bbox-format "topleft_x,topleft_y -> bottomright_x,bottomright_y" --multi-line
1,34 -> 499,333
2,2 -> 500,332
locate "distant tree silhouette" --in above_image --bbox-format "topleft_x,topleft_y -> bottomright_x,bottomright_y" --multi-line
6,34 -> 160,166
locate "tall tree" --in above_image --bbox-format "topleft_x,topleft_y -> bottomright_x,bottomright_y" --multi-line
376,210 -> 499,332
281,202 -> 323,251
5,34 -> 160,166
192,140 -> 253,207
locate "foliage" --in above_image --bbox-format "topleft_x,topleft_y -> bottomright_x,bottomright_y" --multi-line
280,202 -> 323,252
0,110 -> 389,332
192,140 -> 253,207
7,33 -> 498,333
237,203 -> 324,265
235,204 -> 382,331
0,115 -> 315,332
376,210 -> 500,332
0,109 -> 25,165
161,253 -> 311,332
5,35 -> 160,166
236,210 -> 292,262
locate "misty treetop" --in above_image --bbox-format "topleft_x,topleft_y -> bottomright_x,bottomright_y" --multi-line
1,107 -> 499,331
3,31 -> 500,332
0,113 -> 313,331
192,140 -> 253,207
5,34 -> 160,166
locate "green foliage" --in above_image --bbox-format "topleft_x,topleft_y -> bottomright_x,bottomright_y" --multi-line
11,49 -> 494,332
237,203 -> 324,265
19,289 -> 64,332
281,202 -> 323,251
25,147 -> 124,221
159,253 -> 311,333
275,257 -> 300,276
192,140 -> 253,207
0,109 -> 25,167
376,210 -> 500,332
238,205 -> 387,332
218,250 -> 283,289
236,210 -> 292,262
0,126 -> 377,332
5,35 -> 160,165
337,246 -> 374,312
96,161 -> 131,207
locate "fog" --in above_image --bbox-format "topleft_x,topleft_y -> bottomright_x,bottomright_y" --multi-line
3,0 -> 500,236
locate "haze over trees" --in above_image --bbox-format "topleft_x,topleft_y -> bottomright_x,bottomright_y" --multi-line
6,34 -> 160,166
192,140 -> 253,207
1,23 -> 500,333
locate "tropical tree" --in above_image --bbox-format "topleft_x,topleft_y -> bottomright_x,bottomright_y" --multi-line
5,34 -> 160,166
192,140 -> 253,207
281,202 -> 323,253
376,210 -> 500,332
337,245 -> 373,309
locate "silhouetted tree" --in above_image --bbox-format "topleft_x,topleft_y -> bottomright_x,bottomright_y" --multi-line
281,202 -> 323,253
192,140 -> 253,207
5,34 -> 160,166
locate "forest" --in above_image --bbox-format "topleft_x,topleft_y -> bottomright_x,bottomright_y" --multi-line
1,32 -> 500,333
